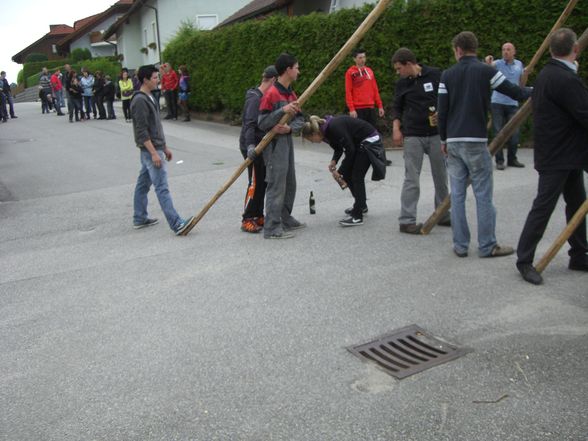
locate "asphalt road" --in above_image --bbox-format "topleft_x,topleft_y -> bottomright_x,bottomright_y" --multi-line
1,103 -> 586,441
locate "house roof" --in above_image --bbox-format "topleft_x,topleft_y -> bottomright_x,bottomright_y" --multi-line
57,0 -> 133,47
217,0 -> 293,27
12,25 -> 74,63
103,0 -> 147,40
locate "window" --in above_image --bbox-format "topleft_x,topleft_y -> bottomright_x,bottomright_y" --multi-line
151,22 -> 157,44
52,44 -> 58,54
195,14 -> 218,30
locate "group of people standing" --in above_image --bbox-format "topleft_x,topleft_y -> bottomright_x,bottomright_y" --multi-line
129,28 -> 586,286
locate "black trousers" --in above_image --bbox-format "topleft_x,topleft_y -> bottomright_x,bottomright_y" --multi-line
164,90 -> 178,118
339,148 -> 371,218
240,150 -> 267,220
517,169 -> 587,265
356,107 -> 377,127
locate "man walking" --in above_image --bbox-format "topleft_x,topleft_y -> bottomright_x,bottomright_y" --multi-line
131,65 -> 193,235
437,31 -> 531,258
258,53 -> 305,239
516,28 -> 588,285
391,47 -> 449,234
485,42 -> 528,170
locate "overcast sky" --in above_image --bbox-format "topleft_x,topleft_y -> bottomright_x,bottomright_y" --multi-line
0,0 -> 117,84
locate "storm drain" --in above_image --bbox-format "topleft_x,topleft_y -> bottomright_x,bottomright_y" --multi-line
347,324 -> 471,379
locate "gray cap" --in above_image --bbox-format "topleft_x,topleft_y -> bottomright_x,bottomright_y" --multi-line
263,65 -> 278,79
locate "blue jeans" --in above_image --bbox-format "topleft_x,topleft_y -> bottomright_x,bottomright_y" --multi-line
133,149 -> 183,231
447,142 -> 497,256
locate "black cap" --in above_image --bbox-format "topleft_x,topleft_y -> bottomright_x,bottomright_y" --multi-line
263,65 -> 278,79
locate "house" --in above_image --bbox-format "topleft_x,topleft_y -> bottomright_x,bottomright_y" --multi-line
217,0 -> 376,27
57,0 -> 133,59
12,24 -> 74,64
102,0 -> 252,69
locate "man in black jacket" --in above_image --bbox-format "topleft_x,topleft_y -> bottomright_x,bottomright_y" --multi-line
516,28 -> 588,285
391,48 -> 449,234
438,31 -> 531,258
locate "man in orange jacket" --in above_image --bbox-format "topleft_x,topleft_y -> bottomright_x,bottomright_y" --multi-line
161,63 -> 179,120
345,48 -> 384,126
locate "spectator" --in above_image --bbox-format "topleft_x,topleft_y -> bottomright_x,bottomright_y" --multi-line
103,75 -> 116,120
39,67 -> 53,112
93,71 -> 107,119
161,63 -> 179,120
178,65 -> 191,122
68,75 -> 83,122
1,71 -> 17,118
80,68 -> 96,120
119,68 -> 133,122
50,68 -> 65,116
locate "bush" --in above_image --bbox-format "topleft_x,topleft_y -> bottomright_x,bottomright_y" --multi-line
23,59 -> 72,87
17,69 -> 23,85
162,0 -> 587,136
71,48 -> 92,62
71,58 -> 122,79
24,53 -> 48,63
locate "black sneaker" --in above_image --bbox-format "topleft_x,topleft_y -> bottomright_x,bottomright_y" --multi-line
339,216 -> 363,227
517,263 -> 543,285
344,207 -> 368,215
133,218 -> 159,229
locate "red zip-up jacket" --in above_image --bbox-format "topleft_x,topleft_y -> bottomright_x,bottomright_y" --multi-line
345,65 -> 383,112
161,69 -> 179,91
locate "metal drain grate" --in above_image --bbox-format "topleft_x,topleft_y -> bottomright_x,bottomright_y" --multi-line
348,324 -> 471,379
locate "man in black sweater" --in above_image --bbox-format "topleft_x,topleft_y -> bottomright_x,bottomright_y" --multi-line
438,31 -> 531,258
516,28 -> 588,285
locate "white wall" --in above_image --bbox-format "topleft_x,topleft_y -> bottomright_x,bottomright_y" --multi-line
118,16 -> 143,70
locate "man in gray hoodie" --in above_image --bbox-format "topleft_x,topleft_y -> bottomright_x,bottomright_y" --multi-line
131,65 -> 192,235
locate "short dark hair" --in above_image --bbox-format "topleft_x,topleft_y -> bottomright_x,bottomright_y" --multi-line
391,48 -> 417,65
275,53 -> 298,76
0,71 -> 5,75
353,48 -> 366,57
138,65 -> 158,84
452,31 -> 478,53
550,28 -> 577,57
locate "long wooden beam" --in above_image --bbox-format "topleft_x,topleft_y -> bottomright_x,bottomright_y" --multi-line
179,0 -> 392,235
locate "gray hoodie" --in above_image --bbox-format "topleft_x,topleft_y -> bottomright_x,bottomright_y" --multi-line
130,91 -> 166,150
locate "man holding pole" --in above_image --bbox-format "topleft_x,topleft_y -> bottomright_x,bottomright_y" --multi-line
485,42 -> 528,170
516,28 -> 588,285
437,31 -> 531,258
391,47 -> 450,234
258,53 -> 305,239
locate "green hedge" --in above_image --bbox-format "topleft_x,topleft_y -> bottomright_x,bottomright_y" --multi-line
23,59 -> 71,87
162,0 -> 587,128
25,58 -> 122,88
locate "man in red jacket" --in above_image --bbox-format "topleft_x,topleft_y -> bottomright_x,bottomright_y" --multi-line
161,63 -> 179,120
345,48 -> 384,126
345,49 -> 389,165
50,68 -> 65,116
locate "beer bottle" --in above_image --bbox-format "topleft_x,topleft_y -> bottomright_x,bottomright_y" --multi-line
428,106 -> 437,127
309,191 -> 316,214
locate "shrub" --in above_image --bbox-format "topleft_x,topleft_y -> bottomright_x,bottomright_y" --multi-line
71,48 -> 92,62
162,0 -> 587,135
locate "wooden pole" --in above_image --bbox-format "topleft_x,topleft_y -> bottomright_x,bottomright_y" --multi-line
420,8 -> 582,236
535,198 -> 588,273
179,0 -> 392,235
522,0 -> 579,84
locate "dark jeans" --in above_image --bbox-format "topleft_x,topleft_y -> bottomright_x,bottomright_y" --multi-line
356,107 -> 377,127
164,90 -> 178,118
95,95 -> 106,118
83,96 -> 95,118
339,147 -> 371,218
105,99 -> 115,119
517,169 -> 587,265
240,150 -> 267,220
69,97 -> 83,120
491,103 -> 519,165
122,99 -> 131,120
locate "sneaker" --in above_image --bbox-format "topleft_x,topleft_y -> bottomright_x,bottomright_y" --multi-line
241,219 -> 262,233
508,159 -> 525,168
399,223 -> 423,234
284,221 -> 307,231
175,216 -> 195,236
569,256 -> 588,271
454,248 -> 468,258
339,216 -> 363,227
133,218 -> 159,229
265,231 -> 295,239
344,207 -> 368,215
496,163 -> 505,170
517,263 -> 543,285
254,216 -> 264,227
483,244 -> 514,257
